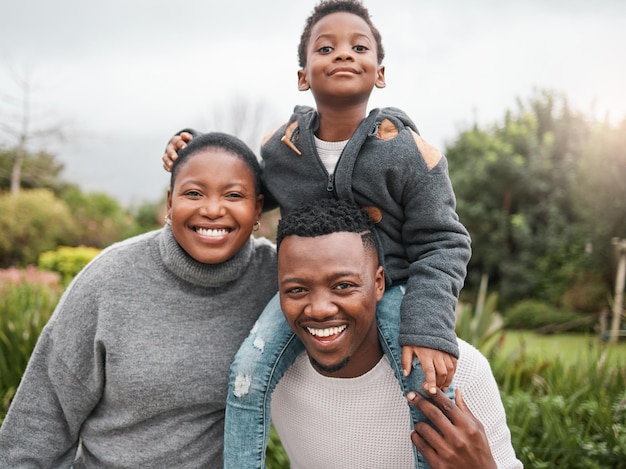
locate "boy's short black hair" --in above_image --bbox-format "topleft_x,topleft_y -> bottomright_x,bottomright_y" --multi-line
277,198 -> 379,258
298,0 -> 385,68
170,132 -> 262,195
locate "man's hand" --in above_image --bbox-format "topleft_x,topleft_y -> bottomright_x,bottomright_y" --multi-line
407,388 -> 497,469
162,132 -> 193,172
402,346 -> 456,394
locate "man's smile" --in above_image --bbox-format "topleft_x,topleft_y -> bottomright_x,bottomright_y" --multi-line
306,325 -> 347,337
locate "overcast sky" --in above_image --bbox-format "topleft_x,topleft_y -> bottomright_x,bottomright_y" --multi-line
1,0 -> 625,206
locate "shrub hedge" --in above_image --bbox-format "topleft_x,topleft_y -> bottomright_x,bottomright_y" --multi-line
38,246 -> 101,286
504,299 -> 594,333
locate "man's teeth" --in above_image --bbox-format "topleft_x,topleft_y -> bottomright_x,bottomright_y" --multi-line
196,227 -> 229,237
306,325 -> 346,337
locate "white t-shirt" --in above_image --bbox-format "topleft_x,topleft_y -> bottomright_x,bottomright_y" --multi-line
271,338 -> 523,469
314,136 -> 348,174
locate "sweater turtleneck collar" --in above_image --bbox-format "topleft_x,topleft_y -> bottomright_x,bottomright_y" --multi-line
158,225 -> 254,288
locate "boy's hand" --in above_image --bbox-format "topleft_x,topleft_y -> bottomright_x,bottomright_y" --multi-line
402,346 -> 457,395
162,132 -> 193,172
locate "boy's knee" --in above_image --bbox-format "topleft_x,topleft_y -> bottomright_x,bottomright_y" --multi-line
233,373 -> 252,397
252,335 -> 265,353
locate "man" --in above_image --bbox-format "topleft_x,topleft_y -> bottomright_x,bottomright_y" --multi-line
269,199 -> 522,468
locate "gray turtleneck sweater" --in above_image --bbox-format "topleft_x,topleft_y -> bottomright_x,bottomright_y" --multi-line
0,227 -> 277,468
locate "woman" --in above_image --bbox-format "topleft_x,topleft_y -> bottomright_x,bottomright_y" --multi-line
0,133 -> 278,467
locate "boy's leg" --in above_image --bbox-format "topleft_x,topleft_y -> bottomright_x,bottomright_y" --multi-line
376,285 -> 455,469
224,293 -> 304,469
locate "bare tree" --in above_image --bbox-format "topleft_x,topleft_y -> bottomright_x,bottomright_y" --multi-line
0,65 -> 64,196
199,96 -> 279,152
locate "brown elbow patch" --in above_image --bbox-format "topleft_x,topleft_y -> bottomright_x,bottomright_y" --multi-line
411,129 -> 442,170
375,118 -> 399,141
279,121 -> 302,155
363,205 -> 383,223
261,126 -> 281,147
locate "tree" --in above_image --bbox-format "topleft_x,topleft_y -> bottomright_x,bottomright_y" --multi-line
0,148 -> 67,193
573,118 -> 626,269
446,90 -> 604,309
0,65 -> 64,196
199,96 -> 279,152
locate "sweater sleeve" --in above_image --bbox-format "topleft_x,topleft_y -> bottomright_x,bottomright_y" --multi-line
455,340 -> 523,469
398,154 -> 471,357
0,275 -> 104,467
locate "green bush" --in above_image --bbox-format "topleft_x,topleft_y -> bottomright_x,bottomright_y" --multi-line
61,187 -> 141,248
491,349 -> 626,468
504,300 -> 592,332
0,189 -> 78,267
0,281 -> 61,422
267,426 -> 289,468
560,270 -> 609,313
38,246 -> 101,286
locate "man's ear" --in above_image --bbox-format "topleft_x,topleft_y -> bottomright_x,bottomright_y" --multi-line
375,265 -> 385,301
375,65 -> 386,89
297,69 -> 310,91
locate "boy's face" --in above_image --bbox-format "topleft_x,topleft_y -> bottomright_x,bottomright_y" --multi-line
278,231 -> 385,378
298,12 -> 385,107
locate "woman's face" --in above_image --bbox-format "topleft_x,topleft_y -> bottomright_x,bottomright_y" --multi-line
166,148 -> 263,264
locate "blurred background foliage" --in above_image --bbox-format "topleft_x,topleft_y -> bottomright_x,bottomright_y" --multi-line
447,90 -> 625,314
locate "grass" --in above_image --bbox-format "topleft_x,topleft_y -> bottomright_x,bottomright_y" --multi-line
491,330 -> 626,367
0,281 -> 62,419
488,335 -> 626,468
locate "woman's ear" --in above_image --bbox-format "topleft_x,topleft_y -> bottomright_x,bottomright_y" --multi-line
255,194 -> 264,220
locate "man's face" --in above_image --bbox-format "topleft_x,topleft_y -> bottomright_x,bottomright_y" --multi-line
278,232 -> 385,378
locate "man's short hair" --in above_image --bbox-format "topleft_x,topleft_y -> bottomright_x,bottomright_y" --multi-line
276,199 -> 379,257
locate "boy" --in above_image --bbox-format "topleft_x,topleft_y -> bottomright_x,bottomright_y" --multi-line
162,1 -> 471,466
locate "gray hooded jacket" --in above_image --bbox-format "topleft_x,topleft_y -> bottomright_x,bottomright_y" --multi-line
260,105 -> 471,357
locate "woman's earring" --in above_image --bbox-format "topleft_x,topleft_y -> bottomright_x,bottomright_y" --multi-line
253,220 -> 260,232
165,215 -> 172,226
